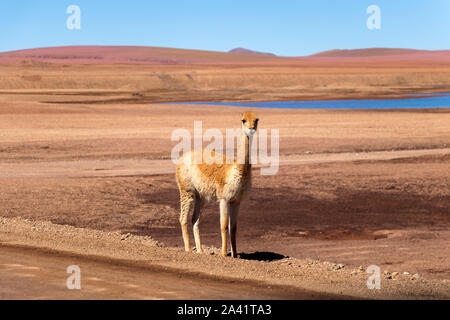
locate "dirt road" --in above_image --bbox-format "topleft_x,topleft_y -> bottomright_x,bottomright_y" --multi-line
1,217 -> 448,300
0,243 -> 334,300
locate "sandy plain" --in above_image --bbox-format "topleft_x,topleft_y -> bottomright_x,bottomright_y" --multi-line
0,49 -> 449,299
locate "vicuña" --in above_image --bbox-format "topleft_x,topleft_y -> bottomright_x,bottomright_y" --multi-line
176,111 -> 258,258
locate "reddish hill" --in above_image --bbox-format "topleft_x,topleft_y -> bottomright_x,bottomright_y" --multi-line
228,47 -> 276,56
0,45 -> 449,65
310,48 -> 424,57
0,45 -> 281,65
303,48 -> 450,63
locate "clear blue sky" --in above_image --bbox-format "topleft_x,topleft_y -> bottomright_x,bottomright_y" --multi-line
0,0 -> 449,56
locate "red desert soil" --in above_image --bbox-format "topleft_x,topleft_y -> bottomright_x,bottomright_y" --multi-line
0,51 -> 449,299
0,102 -> 449,299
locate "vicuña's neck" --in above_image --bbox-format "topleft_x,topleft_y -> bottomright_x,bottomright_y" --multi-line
237,132 -> 252,168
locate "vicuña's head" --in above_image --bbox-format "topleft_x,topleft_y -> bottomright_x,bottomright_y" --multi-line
241,111 -> 259,137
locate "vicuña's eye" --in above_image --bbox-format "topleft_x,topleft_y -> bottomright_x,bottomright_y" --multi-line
242,120 -> 246,124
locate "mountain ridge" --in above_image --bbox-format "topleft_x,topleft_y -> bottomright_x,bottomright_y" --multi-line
228,47 -> 276,56
0,45 -> 448,65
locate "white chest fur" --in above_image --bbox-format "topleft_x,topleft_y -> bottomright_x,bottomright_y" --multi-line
223,165 -> 251,202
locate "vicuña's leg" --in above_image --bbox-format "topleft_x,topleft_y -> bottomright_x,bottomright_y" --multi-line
219,199 -> 230,257
229,202 -> 240,258
192,196 -> 203,253
179,191 -> 194,252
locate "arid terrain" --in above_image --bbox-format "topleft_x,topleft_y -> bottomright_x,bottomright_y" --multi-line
0,46 -> 449,299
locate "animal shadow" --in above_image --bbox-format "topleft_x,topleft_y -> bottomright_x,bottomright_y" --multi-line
238,251 -> 287,262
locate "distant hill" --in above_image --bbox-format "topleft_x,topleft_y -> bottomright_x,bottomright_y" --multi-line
302,48 -> 450,63
310,48 -> 426,57
0,45 -> 280,65
0,45 -> 448,65
228,47 -> 276,56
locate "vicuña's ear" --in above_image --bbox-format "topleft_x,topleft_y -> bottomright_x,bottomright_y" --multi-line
240,112 -> 244,118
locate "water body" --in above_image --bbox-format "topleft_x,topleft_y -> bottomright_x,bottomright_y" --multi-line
167,93 -> 450,110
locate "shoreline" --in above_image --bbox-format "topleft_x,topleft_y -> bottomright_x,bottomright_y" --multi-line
157,90 -> 450,104
11,90 -> 450,106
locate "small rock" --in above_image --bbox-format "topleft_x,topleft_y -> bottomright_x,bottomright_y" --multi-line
358,266 -> 364,271
411,273 -> 420,280
351,271 -> 358,275
403,272 -> 410,275
334,263 -> 345,270
383,270 -> 389,275
391,272 -> 399,277
386,275 -> 392,279
121,233 -> 131,240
